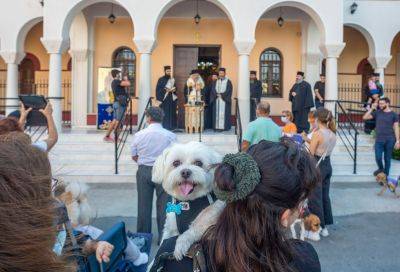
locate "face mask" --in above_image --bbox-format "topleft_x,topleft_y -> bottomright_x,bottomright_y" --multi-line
281,116 -> 288,123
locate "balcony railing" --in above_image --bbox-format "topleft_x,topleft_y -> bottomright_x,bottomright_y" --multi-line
0,79 -> 71,125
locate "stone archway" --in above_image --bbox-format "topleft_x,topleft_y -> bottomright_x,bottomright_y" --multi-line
19,53 -> 41,94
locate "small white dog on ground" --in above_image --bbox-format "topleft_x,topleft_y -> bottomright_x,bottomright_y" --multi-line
55,180 -> 148,266
152,141 -> 225,260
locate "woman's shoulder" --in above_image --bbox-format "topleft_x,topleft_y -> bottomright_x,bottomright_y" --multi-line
289,239 -> 321,272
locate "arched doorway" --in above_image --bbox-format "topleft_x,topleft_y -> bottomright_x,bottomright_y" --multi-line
112,46 -> 136,96
19,53 -> 40,94
357,58 -> 373,89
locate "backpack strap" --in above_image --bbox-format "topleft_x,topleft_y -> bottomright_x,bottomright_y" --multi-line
187,243 -> 208,272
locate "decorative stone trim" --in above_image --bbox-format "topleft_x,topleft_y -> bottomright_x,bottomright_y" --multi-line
69,49 -> 89,62
0,51 -> 25,64
368,56 -> 392,69
234,39 -> 256,55
319,43 -> 346,58
133,38 -> 156,54
40,38 -> 70,54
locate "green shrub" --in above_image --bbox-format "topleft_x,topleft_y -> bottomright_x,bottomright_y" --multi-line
393,148 -> 400,160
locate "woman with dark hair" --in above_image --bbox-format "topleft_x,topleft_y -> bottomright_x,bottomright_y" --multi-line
308,107 -> 337,239
0,132 -> 113,271
151,139 -> 321,272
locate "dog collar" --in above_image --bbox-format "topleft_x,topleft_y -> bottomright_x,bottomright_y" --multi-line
165,194 -> 214,215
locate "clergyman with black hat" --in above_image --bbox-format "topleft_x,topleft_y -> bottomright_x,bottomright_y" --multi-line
204,71 -> 218,129
209,67 -> 233,131
250,70 -> 263,122
314,73 -> 326,108
156,65 -> 177,130
289,71 -> 314,133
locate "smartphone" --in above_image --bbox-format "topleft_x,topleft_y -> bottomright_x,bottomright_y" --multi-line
19,95 -> 48,126
19,95 -> 47,110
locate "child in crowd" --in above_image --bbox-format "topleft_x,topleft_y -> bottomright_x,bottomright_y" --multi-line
281,110 -> 297,136
302,110 -> 317,145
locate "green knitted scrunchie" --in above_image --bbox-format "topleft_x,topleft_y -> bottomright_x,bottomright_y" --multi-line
214,152 -> 261,203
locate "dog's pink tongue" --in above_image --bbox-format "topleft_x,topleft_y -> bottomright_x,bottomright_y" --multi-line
179,182 -> 194,196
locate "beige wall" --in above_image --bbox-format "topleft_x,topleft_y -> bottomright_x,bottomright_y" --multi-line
91,18 -> 302,115
339,26 -> 398,85
93,17 -> 137,112
252,20 -> 302,115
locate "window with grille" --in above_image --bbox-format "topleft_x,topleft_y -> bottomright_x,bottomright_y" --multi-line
112,47 -> 136,96
259,48 -> 283,97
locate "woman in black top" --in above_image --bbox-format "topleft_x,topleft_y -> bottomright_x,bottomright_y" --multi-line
151,139 -> 321,272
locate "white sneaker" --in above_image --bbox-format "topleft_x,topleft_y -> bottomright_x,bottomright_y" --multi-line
321,227 -> 329,237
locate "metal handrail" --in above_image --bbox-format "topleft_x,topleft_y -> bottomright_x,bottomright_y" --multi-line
234,98 -> 243,152
137,97 -> 154,131
327,100 -> 359,174
114,97 -> 136,174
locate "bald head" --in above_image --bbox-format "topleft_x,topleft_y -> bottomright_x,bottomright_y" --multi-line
256,101 -> 270,117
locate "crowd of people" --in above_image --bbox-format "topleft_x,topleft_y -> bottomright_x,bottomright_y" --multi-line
0,66 -> 399,272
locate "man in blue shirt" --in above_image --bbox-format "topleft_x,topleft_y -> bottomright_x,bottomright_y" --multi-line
363,97 -> 400,176
242,101 -> 282,151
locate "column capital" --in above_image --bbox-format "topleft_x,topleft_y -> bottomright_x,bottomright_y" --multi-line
234,39 -> 256,55
368,56 -> 392,69
0,51 -> 25,64
319,43 -> 346,58
69,49 -> 88,61
133,38 -> 156,54
303,52 -> 322,65
41,38 -> 70,54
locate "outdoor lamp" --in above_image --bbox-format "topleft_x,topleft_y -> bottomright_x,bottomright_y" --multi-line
277,7 -> 284,27
108,4 -> 116,24
277,16 -> 284,27
350,2 -> 358,14
194,0 -> 201,24
39,0 -> 44,6
194,14 -> 201,24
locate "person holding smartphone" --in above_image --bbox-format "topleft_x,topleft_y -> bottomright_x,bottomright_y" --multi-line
0,102 -> 58,152
104,69 -> 131,142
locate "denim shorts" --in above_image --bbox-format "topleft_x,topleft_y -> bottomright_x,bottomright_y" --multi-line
113,102 -> 126,121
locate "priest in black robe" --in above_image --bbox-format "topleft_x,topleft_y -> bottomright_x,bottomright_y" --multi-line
249,70 -> 262,122
289,71 -> 314,133
210,68 -> 233,131
156,65 -> 177,130
204,72 -> 218,129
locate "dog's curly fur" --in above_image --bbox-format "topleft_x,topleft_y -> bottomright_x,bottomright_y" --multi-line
152,141 -> 225,260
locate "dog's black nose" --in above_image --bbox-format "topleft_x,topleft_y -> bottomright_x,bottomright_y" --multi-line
181,169 -> 192,179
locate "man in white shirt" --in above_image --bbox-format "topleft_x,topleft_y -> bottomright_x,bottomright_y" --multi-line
131,107 -> 176,244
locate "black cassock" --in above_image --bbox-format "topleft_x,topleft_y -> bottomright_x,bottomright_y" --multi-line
289,80 -> 314,133
250,79 -> 262,122
202,83 -> 215,129
209,79 -> 233,131
156,76 -> 177,130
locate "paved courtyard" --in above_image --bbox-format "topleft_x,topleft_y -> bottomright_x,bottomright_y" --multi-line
89,181 -> 400,272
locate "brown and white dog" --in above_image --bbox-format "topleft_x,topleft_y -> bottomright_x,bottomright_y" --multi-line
152,141 -> 225,260
291,214 -> 321,241
376,172 -> 400,198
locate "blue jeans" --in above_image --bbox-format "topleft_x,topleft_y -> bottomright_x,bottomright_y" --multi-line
375,138 -> 396,176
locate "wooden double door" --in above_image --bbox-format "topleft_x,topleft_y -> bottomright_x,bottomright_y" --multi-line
173,45 -> 220,128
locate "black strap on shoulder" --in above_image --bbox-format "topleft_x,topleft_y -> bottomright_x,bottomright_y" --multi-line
187,243 -> 208,272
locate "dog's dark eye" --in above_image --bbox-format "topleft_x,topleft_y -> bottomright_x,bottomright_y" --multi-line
193,160 -> 203,167
173,160 -> 181,167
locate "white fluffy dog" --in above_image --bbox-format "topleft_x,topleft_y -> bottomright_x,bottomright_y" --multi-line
152,141 -> 225,260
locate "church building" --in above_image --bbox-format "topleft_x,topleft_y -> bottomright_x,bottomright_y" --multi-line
1,0 -> 400,129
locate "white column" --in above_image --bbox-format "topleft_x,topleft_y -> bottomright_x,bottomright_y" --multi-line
69,50 -> 88,127
320,44 -> 346,113
368,56 -> 392,85
234,40 -> 255,130
0,52 -> 25,115
133,38 -> 156,123
41,39 -> 69,132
